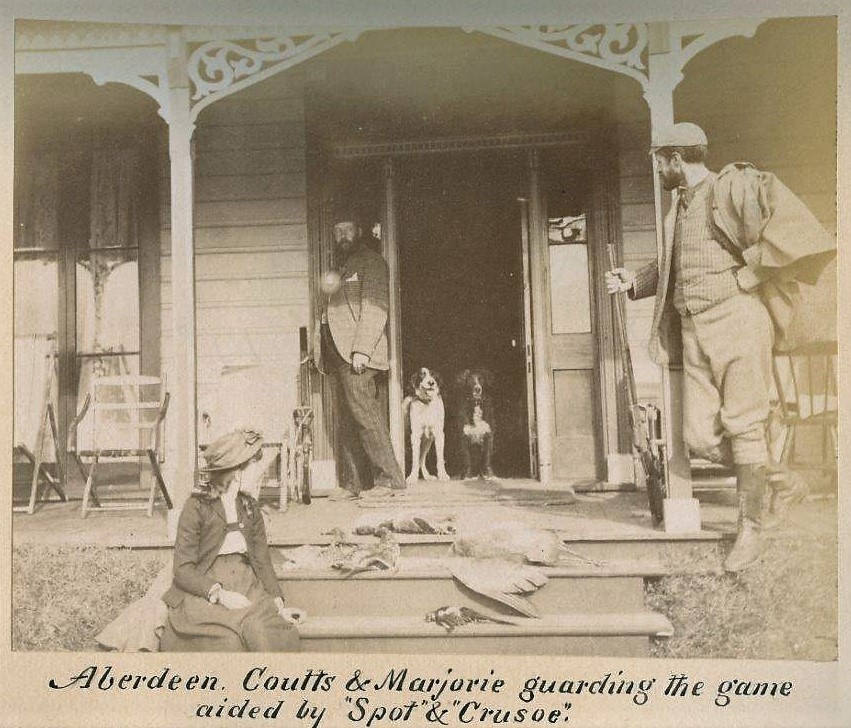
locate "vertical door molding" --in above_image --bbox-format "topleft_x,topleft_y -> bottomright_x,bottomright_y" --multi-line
383,157 -> 405,465
526,148 -> 555,485
518,197 -> 539,479
305,139 -> 336,462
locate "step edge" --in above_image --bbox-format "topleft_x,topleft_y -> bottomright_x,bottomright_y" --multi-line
269,531 -> 728,546
297,612 -> 674,639
274,565 -> 669,580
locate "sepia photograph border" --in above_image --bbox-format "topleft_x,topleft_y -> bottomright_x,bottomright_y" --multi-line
0,0 -> 849,726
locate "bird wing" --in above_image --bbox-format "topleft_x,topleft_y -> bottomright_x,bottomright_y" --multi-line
448,558 -> 547,618
411,517 -> 437,534
458,606 -> 518,626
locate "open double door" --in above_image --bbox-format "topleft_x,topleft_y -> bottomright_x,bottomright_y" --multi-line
312,141 -> 620,487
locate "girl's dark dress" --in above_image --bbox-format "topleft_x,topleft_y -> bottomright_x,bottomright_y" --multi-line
160,492 -> 299,652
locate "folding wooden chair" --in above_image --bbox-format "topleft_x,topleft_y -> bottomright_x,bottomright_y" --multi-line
769,342 -> 838,489
13,334 -> 66,514
69,375 -> 173,518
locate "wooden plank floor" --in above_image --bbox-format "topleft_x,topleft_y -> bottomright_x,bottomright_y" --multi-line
12,473 -> 738,548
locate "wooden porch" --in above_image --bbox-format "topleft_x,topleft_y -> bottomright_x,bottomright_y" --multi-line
13,472 -> 738,550
15,467 -> 837,657
13,474 -> 739,656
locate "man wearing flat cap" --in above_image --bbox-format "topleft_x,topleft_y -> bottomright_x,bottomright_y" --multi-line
317,213 -> 406,497
606,122 -> 835,572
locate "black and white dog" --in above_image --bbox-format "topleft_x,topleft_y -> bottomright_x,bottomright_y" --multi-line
403,367 -> 450,484
456,369 -> 496,480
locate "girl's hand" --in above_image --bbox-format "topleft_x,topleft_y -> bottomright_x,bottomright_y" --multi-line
218,589 -> 252,610
274,597 -> 306,624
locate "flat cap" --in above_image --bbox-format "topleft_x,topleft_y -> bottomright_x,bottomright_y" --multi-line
651,122 -> 708,149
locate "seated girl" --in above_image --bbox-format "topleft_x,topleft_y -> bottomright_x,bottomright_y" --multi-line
160,428 -> 303,652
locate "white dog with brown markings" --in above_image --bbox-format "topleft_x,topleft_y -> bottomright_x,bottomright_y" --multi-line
403,367 -> 450,484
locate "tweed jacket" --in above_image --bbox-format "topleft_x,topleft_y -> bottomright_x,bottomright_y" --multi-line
162,493 -> 283,608
631,163 -> 836,365
324,242 -> 391,371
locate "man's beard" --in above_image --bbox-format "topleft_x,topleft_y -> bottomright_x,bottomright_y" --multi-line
660,172 -> 683,192
335,239 -> 358,260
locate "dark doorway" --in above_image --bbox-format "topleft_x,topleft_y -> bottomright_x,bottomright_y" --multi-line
397,151 -> 531,478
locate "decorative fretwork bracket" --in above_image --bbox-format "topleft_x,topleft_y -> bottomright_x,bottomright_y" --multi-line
470,19 -> 765,110
83,29 -> 362,126
469,24 -> 650,90
187,30 -> 362,122
88,68 -> 170,122
644,18 -> 766,108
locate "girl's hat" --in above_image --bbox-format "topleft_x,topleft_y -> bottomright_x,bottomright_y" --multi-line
200,429 -> 264,472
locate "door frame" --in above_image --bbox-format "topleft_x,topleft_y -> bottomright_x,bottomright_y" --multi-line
323,131 -> 620,483
526,140 -> 621,484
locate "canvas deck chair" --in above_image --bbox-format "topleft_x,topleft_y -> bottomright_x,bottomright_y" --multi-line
69,374 -> 173,518
13,334 -> 66,514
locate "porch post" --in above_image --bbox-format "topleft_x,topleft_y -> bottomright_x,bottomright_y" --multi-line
165,29 -> 198,533
646,23 -> 701,532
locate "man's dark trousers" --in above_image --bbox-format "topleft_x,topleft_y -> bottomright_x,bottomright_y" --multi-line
322,324 -> 404,492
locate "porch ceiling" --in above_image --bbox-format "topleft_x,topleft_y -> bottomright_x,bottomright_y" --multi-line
294,28 -> 642,145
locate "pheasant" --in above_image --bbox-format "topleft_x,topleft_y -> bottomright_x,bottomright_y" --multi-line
444,520 -> 602,618
447,557 -> 548,617
451,520 -> 602,567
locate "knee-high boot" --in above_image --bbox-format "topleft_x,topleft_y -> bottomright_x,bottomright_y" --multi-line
723,464 -> 767,573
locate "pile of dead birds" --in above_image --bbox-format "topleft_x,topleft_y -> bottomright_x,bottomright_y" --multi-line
278,515 -> 604,630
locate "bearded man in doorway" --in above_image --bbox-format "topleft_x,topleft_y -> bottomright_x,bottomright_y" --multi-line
606,122 -> 835,572
316,213 -> 406,499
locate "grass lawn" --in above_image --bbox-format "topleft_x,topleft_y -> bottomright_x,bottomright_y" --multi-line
648,498 -> 838,661
12,500 -> 837,658
12,545 -> 168,651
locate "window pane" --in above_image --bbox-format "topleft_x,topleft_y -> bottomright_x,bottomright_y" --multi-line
549,244 -> 592,334
76,250 -> 140,356
14,257 -> 58,337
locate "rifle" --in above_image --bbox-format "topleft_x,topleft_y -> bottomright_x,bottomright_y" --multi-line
607,245 -> 667,526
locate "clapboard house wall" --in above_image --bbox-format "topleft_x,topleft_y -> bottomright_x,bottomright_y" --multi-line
159,75 -> 310,460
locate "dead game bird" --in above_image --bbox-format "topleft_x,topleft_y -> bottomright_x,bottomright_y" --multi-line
330,527 -> 401,576
451,520 -> 602,567
425,605 -> 518,633
447,557 -> 548,618
353,512 -> 456,536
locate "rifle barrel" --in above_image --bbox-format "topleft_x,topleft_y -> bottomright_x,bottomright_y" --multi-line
607,244 -> 639,408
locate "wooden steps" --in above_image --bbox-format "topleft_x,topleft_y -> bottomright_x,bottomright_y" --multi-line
276,560 -> 665,616
276,556 -> 676,656
297,613 -> 673,656
271,531 -> 728,563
